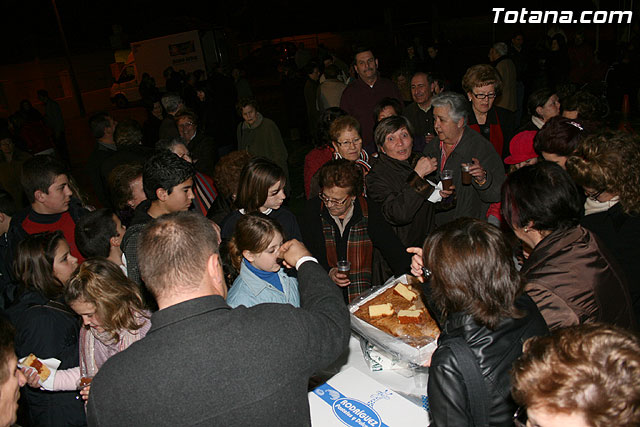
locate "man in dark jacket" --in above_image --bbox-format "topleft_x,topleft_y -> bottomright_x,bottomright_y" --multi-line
340,47 -> 402,154
403,72 -> 436,153
121,152 -> 195,286
99,119 -> 153,196
87,212 -> 350,426
86,112 -> 117,207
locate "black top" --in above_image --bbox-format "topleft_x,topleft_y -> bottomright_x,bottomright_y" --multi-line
87,261 -> 350,426
302,196 -> 410,278
6,290 -> 86,426
220,207 -> 303,242
581,203 -> 640,319
428,294 -> 548,426
86,142 -> 117,207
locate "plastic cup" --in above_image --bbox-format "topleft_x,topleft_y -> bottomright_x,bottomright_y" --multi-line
413,366 -> 429,390
441,169 -> 453,190
337,260 -> 351,276
461,163 -> 472,185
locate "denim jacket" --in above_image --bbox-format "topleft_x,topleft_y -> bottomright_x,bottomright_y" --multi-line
227,262 -> 300,308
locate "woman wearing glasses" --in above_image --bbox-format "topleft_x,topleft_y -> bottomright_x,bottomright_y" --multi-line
462,64 -> 516,158
302,159 -> 410,303
308,115 -> 371,198
502,161 -> 635,330
566,131 -> 640,320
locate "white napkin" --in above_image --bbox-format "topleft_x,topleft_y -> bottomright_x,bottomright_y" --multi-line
18,356 -> 61,391
427,180 -> 443,203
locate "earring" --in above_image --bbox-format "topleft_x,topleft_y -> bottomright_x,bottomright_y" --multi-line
524,226 -> 529,233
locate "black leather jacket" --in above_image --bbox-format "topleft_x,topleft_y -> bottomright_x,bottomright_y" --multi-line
427,294 -> 548,426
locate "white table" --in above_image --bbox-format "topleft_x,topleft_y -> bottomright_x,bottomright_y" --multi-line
316,334 -> 429,408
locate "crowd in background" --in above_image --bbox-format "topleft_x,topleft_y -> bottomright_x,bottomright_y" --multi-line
0,24 -> 639,427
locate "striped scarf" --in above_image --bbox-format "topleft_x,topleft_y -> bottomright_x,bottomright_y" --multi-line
193,171 -> 218,215
333,149 -> 371,195
333,149 -> 371,175
321,196 -> 373,302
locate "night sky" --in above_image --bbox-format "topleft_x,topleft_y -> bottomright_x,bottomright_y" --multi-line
0,0 -> 631,65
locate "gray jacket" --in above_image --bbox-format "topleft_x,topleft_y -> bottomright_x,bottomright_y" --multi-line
423,127 -> 505,226
86,261 -> 350,426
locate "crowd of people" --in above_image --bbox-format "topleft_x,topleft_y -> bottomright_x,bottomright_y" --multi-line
0,29 -> 639,427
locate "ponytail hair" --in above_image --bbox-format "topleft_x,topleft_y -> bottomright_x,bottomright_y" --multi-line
228,213 -> 285,270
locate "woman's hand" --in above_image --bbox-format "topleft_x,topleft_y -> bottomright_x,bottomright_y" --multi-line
80,384 -> 91,401
21,367 -> 40,388
406,247 -> 424,282
329,267 -> 350,287
439,184 -> 455,199
414,157 -> 438,178
468,158 -> 487,184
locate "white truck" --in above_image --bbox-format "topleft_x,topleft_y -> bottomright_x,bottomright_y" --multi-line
110,30 -> 225,107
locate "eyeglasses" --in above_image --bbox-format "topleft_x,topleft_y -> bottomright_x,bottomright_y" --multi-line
585,189 -> 604,201
472,92 -> 497,100
178,122 -> 195,128
319,193 -> 350,207
513,406 -> 527,427
335,137 -> 362,148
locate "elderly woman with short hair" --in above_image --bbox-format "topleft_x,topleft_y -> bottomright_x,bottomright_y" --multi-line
462,64 -> 516,158
366,116 -> 450,248
423,92 -> 505,226
302,159 -> 410,303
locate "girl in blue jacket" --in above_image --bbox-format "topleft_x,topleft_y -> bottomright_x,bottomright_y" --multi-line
226,212 -> 300,308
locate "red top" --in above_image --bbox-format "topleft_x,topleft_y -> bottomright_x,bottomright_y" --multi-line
22,211 -> 84,262
340,77 -> 402,154
469,110 -> 504,157
304,146 -> 334,198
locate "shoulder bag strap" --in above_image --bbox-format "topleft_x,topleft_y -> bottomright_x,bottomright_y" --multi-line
446,336 -> 490,427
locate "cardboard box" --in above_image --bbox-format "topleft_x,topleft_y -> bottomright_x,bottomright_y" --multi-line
309,367 -> 429,426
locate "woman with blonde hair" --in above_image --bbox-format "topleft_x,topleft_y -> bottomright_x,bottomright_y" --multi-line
24,258 -> 151,402
566,131 -> 640,318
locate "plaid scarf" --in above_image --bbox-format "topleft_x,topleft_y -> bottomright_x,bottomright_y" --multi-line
321,196 -> 373,302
